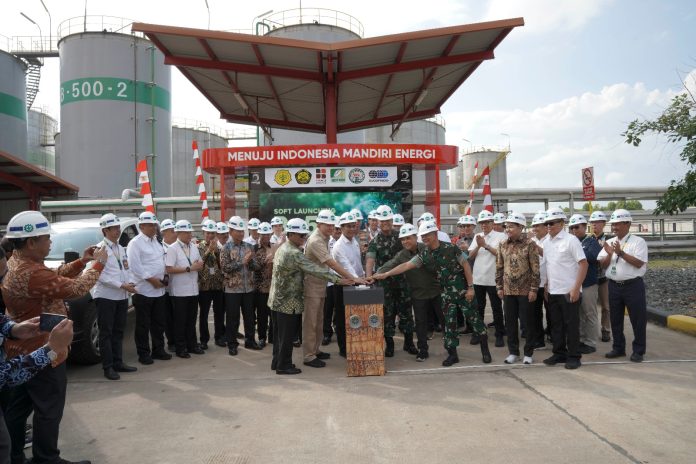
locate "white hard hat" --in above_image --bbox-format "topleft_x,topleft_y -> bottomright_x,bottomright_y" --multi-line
201,219 -> 217,233
418,212 -> 435,224
138,211 -> 159,225
544,207 -> 567,223
216,222 -> 230,234
368,210 -> 378,220
589,211 -> 608,223
531,211 -> 547,226
350,209 -> 363,221
375,205 -> 394,221
399,223 -> 418,238
228,216 -> 246,231
608,209 -> 632,224
316,209 -> 336,225
99,213 -> 121,229
505,212 -> 527,227
457,215 -> 476,226
175,220 -> 193,232
270,216 -> 284,226
258,222 -> 273,235
247,218 -> 260,230
493,213 -> 506,224
418,220 -> 439,237
568,214 -> 588,226
339,212 -> 357,226
286,217 -> 310,234
334,217 -> 342,228
392,214 -> 405,226
159,219 -> 175,231
5,211 -> 53,239
477,210 -> 494,222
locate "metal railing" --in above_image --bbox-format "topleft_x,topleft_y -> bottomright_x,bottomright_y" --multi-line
171,117 -> 257,141
56,16 -> 143,40
259,8 -> 364,37
6,36 -> 57,55
426,115 -> 446,129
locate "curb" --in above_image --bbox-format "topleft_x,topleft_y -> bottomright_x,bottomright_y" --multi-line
647,307 -> 696,336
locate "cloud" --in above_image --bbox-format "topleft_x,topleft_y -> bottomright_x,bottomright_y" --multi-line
483,0 -> 612,34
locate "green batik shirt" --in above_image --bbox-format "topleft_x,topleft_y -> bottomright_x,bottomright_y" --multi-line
366,230 -> 405,288
378,243 -> 441,300
410,242 -> 470,294
268,240 -> 340,315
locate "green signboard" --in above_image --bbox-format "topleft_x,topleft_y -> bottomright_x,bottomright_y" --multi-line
60,77 -> 171,111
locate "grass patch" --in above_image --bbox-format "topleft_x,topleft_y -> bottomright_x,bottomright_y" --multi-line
648,259 -> 696,270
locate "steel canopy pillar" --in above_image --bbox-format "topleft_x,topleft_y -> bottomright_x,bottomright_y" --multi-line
325,54 -> 337,144
424,164 -> 441,224
219,167 -> 236,221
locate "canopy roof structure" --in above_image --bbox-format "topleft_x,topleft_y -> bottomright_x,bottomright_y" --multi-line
132,18 -> 523,142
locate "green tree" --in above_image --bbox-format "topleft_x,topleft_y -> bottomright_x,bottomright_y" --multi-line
581,202 -> 601,211
623,91 -> 696,214
606,200 -> 643,211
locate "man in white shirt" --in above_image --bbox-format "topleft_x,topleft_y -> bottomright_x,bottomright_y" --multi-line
93,214 -> 138,380
330,212 -> 365,357
165,220 -> 205,358
269,216 -> 286,245
127,212 -> 172,365
597,209 -> 648,362
367,210 -> 379,241
468,210 -> 507,347
541,208 -> 588,370
244,218 -> 261,246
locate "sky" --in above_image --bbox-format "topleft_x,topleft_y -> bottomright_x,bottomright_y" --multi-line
2,0 -> 695,207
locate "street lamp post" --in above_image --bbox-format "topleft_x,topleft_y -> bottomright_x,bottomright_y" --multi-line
39,0 -> 52,50
20,12 -> 42,51
204,0 -> 210,29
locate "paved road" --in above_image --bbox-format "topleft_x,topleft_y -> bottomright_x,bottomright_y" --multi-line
51,317 -> 696,464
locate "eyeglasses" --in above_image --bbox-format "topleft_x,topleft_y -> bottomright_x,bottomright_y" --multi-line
569,225 -> 581,230
546,220 -> 562,227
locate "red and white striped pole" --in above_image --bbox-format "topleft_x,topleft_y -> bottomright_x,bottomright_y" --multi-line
481,165 -> 494,213
192,140 -> 209,219
136,159 -> 155,213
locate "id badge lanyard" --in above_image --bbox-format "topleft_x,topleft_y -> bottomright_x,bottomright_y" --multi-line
610,234 -> 630,276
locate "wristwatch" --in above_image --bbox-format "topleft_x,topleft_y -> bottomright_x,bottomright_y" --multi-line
186,266 -> 191,273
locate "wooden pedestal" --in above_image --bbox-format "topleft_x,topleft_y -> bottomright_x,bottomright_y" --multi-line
344,286 -> 385,377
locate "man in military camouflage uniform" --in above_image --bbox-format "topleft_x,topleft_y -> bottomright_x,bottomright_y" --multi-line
365,205 -> 416,357
374,220 -> 491,366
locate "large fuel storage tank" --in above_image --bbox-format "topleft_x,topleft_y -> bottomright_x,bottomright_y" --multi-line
0,50 -> 28,159
58,28 -> 172,198
27,109 -> 58,174
450,149 -> 508,214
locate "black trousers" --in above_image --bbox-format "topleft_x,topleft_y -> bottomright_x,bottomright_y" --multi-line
609,278 -> 647,355
255,291 -> 271,341
5,363 -> 67,464
533,288 -> 548,345
413,296 -> 441,352
95,297 -> 128,370
323,285 -> 336,337
504,295 -> 536,357
271,310 -> 301,370
474,284 -> 505,336
171,295 -> 199,353
225,292 -> 255,347
332,285 -> 347,354
547,293 -> 582,360
0,409 -> 8,464
133,293 -> 167,358
427,297 -> 445,331
198,289 -> 224,344
163,293 -> 175,347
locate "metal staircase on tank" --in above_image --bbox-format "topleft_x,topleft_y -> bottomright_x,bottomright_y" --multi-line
23,59 -> 42,110
9,35 -> 59,111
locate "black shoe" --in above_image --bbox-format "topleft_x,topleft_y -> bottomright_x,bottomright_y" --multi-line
416,350 -> 429,362
487,321 -> 496,328
532,341 -> 546,350
316,351 -> 330,360
258,339 -> 267,349
605,350 -> 626,359
236,332 -> 244,339
442,347 -> 459,366
56,459 -> 92,464
321,335 -> 332,346
565,359 -> 581,369
480,334 -> 492,364
167,344 -> 176,352
495,334 -> 505,347
427,331 -> 434,340
339,350 -> 346,358
152,352 -> 172,360
114,364 -> 137,373
630,353 -> 644,363
276,367 -> 302,375
200,343 -> 209,350
403,333 -> 418,355
460,326 -> 473,335
470,333 -> 481,345
303,358 -> 326,368
292,339 -> 302,348
434,324 -> 443,333
601,330 -> 611,342
578,343 -> 596,354
190,347 -> 205,355
245,341 -> 262,350
215,339 -> 227,347
138,356 -> 153,365
103,368 -> 120,380
228,346 -> 238,356
543,354 -> 567,366
176,351 -> 191,359
384,337 -> 394,357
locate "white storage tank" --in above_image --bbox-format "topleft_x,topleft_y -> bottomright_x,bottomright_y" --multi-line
27,109 -> 58,174
57,25 -> 172,198
455,149 -> 508,214
0,50 -> 28,159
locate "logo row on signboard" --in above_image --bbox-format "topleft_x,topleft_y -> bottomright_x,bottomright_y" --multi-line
267,166 -> 397,189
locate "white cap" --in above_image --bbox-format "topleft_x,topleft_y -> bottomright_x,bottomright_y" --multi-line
247,218 -> 261,230
258,222 -> 273,235
568,214 -> 588,226
99,213 -> 121,229
608,209 -> 632,224
368,210 -> 378,220
531,211 -> 547,226
392,214 -> 405,226
589,211 -> 608,223
339,212 -> 357,226
216,222 -> 230,234
228,216 -> 246,231
375,205 -> 394,221
138,211 -> 159,225
505,212 -> 527,226
457,215 -> 476,226
316,209 -> 336,225
270,216 -> 284,226
175,220 -> 194,232
544,207 -> 567,223
201,219 -> 217,233
399,223 -> 418,238
477,210 -> 494,222
418,220 -> 439,237
350,209 -> 364,221
418,212 -> 435,224
286,218 -> 310,234
5,211 -> 53,238
159,219 -> 175,231
493,212 -> 506,224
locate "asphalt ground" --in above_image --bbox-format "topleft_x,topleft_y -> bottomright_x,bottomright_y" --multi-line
46,312 -> 696,464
